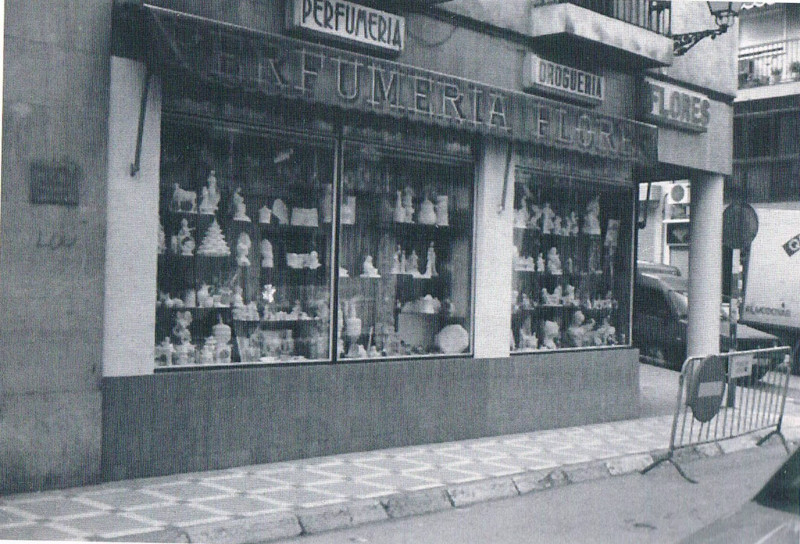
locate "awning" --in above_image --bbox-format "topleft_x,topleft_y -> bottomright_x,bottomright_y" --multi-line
115,3 -> 658,165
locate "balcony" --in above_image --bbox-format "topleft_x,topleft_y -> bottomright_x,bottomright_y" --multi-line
528,0 -> 674,68
739,39 -> 800,90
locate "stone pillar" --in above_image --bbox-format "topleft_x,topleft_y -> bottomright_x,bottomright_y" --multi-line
687,173 -> 724,357
102,57 -> 161,376
473,138 -> 514,358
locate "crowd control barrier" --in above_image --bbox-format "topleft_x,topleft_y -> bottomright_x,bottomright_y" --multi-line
642,346 -> 793,483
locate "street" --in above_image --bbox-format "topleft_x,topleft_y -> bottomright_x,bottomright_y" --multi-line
274,443 -> 791,544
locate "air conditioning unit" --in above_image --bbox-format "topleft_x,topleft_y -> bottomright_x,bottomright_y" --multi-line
667,183 -> 691,205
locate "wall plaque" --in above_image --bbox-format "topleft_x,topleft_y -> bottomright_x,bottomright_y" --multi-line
29,161 -> 80,206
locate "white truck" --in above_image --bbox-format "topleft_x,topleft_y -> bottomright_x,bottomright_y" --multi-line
740,203 -> 800,369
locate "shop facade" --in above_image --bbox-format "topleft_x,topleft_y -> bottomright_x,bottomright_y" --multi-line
3,0 -> 684,492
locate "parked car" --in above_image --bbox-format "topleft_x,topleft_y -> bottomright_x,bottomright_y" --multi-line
633,270 -> 781,371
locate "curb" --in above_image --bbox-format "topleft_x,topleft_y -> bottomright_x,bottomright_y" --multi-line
156,433 -> 799,544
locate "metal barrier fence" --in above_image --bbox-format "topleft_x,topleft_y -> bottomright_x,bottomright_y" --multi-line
642,346 -> 793,483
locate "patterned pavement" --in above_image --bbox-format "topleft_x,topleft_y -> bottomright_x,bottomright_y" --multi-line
3,366 -> 800,542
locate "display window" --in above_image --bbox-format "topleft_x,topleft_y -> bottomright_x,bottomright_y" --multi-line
510,167 -> 633,353
153,95 -> 475,368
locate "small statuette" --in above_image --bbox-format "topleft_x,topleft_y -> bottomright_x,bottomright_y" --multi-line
528,204 -> 542,230
514,197 -> 529,228
418,196 -> 437,225
291,207 -> 319,227
184,289 -> 196,308
259,205 -> 272,224
546,247 -> 562,275
552,215 -> 562,236
424,242 -> 438,278
262,283 -> 276,304
260,239 -> 273,268
540,320 -> 560,350
360,255 -> 381,278
339,266 -> 349,278
305,250 -> 321,270
345,300 -> 362,339
155,338 -> 175,367
197,284 -> 213,308
232,285 -> 245,308
561,284 -> 576,306
197,219 -> 230,256
406,249 -> 420,277
391,245 -> 402,275
541,286 -> 562,306
232,187 -> 251,222
402,186 -> 415,223
176,218 -> 195,256
236,232 -> 252,267
198,171 -> 220,215
272,198 -> 289,225
536,253 -> 545,272
435,195 -> 449,226
567,310 -> 595,348
566,211 -> 579,236
541,202 -> 555,234
583,196 -> 601,235
171,183 -> 197,213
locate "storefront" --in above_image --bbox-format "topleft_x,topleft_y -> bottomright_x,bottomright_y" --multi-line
101,1 -> 657,480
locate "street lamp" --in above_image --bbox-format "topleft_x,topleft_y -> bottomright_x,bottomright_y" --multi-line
672,2 -> 742,56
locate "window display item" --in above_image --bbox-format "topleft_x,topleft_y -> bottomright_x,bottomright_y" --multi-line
537,253 -> 545,272
173,310 -> 193,347
360,255 -> 381,278
514,198 -> 529,228
262,284 -> 276,304
393,191 -> 406,223
434,324 -> 469,354
272,198 -> 289,224
583,196 -> 601,235
155,338 -> 175,367
260,239 -> 273,268
562,284 -> 576,306
344,300 -> 362,339
184,289 -> 196,308
291,207 -> 319,227
213,317 -> 232,364
176,219 -> 195,256
407,249 -> 420,277
236,233 -> 252,267
540,320 -> 560,350
259,206 -> 272,224
553,216 -> 562,235
541,202 -> 555,234
520,317 -> 538,349
435,195 -> 449,226
306,251 -> 321,269
566,211 -> 579,236
567,310 -> 595,347
391,246 -> 402,274
546,247 -> 562,275
232,187 -> 251,222
595,316 -> 617,346
198,171 -> 220,215
402,186 -> 415,222
171,183 -> 197,213
341,196 -> 356,224
197,284 -> 213,307
197,219 -> 231,256
542,286 -> 562,306
424,242 -> 438,278
418,195 -> 437,225
339,266 -> 349,277
321,184 -> 333,223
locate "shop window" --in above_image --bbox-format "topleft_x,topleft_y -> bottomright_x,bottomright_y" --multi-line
336,139 -> 474,359
511,169 -> 632,352
155,119 -> 336,367
154,111 -> 475,368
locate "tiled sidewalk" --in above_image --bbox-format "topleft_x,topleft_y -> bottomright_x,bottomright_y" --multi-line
0,417 -> 676,542
3,386 -> 800,542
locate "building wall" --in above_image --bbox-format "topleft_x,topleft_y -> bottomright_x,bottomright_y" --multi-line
1,0 -> 112,493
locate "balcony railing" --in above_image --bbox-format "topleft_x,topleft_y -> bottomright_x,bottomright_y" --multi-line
531,0 -> 671,35
739,38 -> 800,89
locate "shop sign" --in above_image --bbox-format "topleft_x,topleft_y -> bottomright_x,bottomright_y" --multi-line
286,0 -> 405,53
522,54 -> 604,105
641,77 -> 710,132
143,6 -> 657,164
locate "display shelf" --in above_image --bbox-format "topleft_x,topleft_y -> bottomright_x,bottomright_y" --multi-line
258,223 -> 326,235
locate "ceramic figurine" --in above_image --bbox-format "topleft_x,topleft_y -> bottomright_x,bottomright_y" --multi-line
566,257 -> 574,275
184,289 -> 196,308
583,196 -> 601,235
402,186 -> 415,223
567,310 -> 596,348
418,195 -> 437,225
197,219 -> 230,256
541,202 -> 555,234
367,345 -> 380,358
197,284 -> 213,308
262,283 -> 276,304
232,187 -> 251,222
596,316 -> 617,345
520,326 -> 538,350
305,251 -> 321,269
158,223 -> 166,254
420,294 -> 440,314
176,219 -> 195,256
155,338 -> 175,367
361,255 -> 380,278
393,190 -> 406,223
567,211 -> 579,236
339,266 -> 349,277
259,205 -> 272,224
198,171 -> 220,215
528,204 -> 542,230
213,316 -> 232,364
272,199 -> 289,225
435,195 -> 449,226
391,246 -> 402,275
540,320 -> 560,350
173,311 -> 193,346
424,242 -> 438,278
536,253 -> 545,273
171,183 -> 197,213
546,247 -> 562,275
562,284 -> 576,306
199,337 -> 217,365
541,286 -> 562,306
321,183 -> 333,223
233,286 -> 245,308
175,342 -> 194,366
407,249 -> 420,277
260,239 -> 273,268
341,196 -> 357,224
236,232 -> 251,267
521,293 -> 533,310
553,216 -> 562,236
345,300 -> 362,339
514,197 -> 529,228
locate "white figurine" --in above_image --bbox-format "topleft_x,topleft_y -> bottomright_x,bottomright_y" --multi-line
232,187 -> 251,222
236,232 -> 251,267
171,183 -> 197,213
177,218 -> 195,256
418,195 -> 437,225
361,255 -> 381,278
583,196 -> 602,235
407,249 -> 420,277
197,284 -> 213,308
391,246 -> 402,274
402,186 -> 415,223
393,190 -> 406,223
540,320 -> 560,350
341,196 -> 357,224
562,284 -> 576,306
541,202 -> 555,234
199,171 -> 220,215
435,195 -> 449,226
553,215 -> 562,236
260,239 -> 273,268
305,250 -> 321,269
272,199 -> 289,225
514,197 -> 529,228
546,247 -> 562,275
528,203 -> 543,230
541,286 -> 563,306
262,284 -> 276,304
259,205 -> 272,224
536,253 -> 545,272
424,242 -> 438,278
567,211 -> 579,236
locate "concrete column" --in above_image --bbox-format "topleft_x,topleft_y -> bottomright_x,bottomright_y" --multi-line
687,172 -> 724,357
473,137 -> 514,358
102,57 -> 161,376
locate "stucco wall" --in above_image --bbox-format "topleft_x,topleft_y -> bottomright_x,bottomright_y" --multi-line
1,0 -> 112,493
